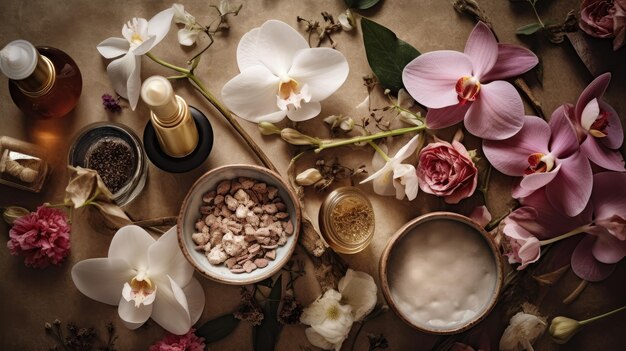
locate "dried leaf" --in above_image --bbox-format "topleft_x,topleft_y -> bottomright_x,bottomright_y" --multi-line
65,166 -> 114,208
89,202 -> 131,230
533,265 -> 570,286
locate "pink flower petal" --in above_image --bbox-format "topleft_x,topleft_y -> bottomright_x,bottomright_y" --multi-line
464,80 -> 524,140
469,205 -> 492,228
481,43 -> 538,82
548,105 -> 579,158
580,135 -> 626,171
588,229 -> 626,264
571,235 -> 616,282
591,172 -> 626,238
519,164 -> 561,192
463,22 -> 498,78
575,73 -> 611,121
598,100 -> 624,149
425,103 -> 470,129
483,115 -> 550,176
546,152 -> 592,217
402,51 -> 473,109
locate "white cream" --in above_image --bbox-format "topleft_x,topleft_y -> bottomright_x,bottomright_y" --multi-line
388,218 -> 497,329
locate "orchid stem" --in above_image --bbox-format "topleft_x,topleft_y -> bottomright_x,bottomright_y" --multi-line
538,224 -> 593,246
368,141 -> 391,162
315,125 -> 426,152
146,52 -> 190,74
579,305 -> 626,326
528,1 -> 545,27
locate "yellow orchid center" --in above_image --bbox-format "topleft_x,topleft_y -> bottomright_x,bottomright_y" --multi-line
525,153 -> 555,175
123,274 -> 156,308
456,76 -> 481,105
130,32 -> 144,45
276,76 -> 311,111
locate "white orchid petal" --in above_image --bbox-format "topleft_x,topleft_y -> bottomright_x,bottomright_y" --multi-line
177,28 -> 199,46
398,88 -> 415,109
393,134 -> 421,161
256,20 -> 309,77
402,171 -> 419,201
106,52 -> 141,110
118,296 -> 153,329
183,278 -> 205,325
221,65 -> 282,123
392,163 -> 417,200
147,8 -> 175,47
132,36 -> 157,56
97,37 -> 130,59
71,258 -> 134,306
151,277 -> 192,335
122,18 -> 148,43
108,225 -> 154,271
360,161 -> 392,184
305,328 -> 335,350
373,169 -> 397,197
338,270 -> 378,321
289,48 -> 349,102
286,101 -> 321,122
148,227 -> 193,287
237,28 -> 261,71
581,98 -> 600,131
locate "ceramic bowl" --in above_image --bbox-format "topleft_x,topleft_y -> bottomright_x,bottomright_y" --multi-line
379,212 -> 504,335
178,164 -> 301,285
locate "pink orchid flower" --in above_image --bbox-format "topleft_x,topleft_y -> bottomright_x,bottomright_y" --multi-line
402,22 -> 538,140
503,174 -> 626,281
483,110 -> 592,217
568,73 -> 625,171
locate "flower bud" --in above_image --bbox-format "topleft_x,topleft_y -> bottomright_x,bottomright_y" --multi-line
549,316 -> 582,344
339,117 -> 354,132
2,206 -> 30,225
280,128 -> 319,146
258,121 -> 282,136
338,9 -> 355,31
296,168 -> 323,186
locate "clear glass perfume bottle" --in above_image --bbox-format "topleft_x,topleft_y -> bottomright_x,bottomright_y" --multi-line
0,40 -> 82,119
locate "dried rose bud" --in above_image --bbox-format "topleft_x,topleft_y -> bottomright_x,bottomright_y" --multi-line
296,168 -> 323,186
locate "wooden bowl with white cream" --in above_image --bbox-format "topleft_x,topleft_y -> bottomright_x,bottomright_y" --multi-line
379,212 -> 504,334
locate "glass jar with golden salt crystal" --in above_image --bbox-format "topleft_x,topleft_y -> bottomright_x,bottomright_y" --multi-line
319,187 -> 375,254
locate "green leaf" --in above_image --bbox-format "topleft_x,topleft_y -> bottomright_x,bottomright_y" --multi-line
516,22 -> 543,35
361,17 -> 420,94
344,0 -> 381,10
256,277 -> 274,288
195,313 -> 240,346
253,275 -> 283,351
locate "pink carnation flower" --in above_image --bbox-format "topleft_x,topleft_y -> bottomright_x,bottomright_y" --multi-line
7,206 -> 71,268
149,328 -> 205,351
402,22 -> 538,140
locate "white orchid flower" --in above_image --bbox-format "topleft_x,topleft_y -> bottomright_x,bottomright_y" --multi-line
301,289 -> 354,351
71,226 -> 205,335
221,20 -> 349,123
301,269 -> 378,351
96,8 -> 174,110
360,134 -> 421,200
172,4 -> 202,46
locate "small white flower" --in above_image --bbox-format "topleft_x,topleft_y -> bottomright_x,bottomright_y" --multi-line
97,8 -> 174,110
172,4 -> 202,46
301,269 -> 378,350
221,20 -> 349,123
337,9 -> 355,31
500,304 -> 547,351
324,114 -> 354,131
296,168 -> 323,186
71,226 -> 205,334
360,134 -> 421,200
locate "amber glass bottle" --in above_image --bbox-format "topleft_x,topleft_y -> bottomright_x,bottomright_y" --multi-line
0,40 -> 82,118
